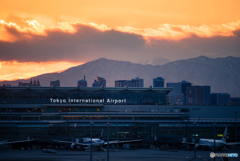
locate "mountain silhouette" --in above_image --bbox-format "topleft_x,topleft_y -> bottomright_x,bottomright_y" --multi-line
1,56 -> 240,96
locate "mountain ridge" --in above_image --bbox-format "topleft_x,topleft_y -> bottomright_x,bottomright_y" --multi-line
1,56 -> 240,96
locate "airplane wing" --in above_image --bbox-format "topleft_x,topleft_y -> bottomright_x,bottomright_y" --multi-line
182,142 -> 211,148
227,142 -> 240,145
52,140 -> 85,146
104,139 -> 142,145
5,139 -> 34,144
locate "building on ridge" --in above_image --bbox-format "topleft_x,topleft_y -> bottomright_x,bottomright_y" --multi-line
19,78 -> 41,87
186,86 -> 211,105
211,93 -> 230,105
78,73 -> 87,87
92,77 -> 106,87
153,77 -> 164,87
115,77 -> 144,87
50,80 -> 60,87
166,81 -> 191,105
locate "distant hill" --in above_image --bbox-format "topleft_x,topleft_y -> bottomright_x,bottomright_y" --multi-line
1,56 -> 240,96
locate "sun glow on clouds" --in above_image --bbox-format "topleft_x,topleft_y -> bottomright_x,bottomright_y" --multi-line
26,20 -> 41,29
87,22 -> 110,31
117,21 -> 240,40
1,18 -> 240,42
1,18 -> 240,81
0,19 -> 113,41
0,61 -> 83,81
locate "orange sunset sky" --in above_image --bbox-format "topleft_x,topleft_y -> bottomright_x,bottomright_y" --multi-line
0,0 -> 240,81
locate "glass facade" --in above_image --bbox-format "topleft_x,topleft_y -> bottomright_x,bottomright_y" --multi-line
0,87 -> 239,148
0,122 -> 237,144
0,113 -> 185,121
0,111 -> 239,149
0,87 -> 170,105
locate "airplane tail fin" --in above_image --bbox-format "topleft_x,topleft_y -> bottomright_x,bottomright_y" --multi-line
100,128 -> 104,140
221,127 -> 227,142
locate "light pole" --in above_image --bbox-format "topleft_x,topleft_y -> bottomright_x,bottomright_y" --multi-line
214,123 -> 216,161
194,122 -> 196,159
116,111 -> 118,141
234,111 -> 238,142
177,123 -> 179,137
90,122 -> 94,161
9,109 -> 12,149
185,120 -> 188,138
107,122 -> 111,161
145,122 -> 147,148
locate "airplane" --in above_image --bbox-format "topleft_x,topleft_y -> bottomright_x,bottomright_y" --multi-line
0,137 -> 33,145
53,128 -> 142,151
183,127 -> 240,151
0,138 -> 34,150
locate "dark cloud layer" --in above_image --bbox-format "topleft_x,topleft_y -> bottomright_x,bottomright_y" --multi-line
0,24 -> 240,64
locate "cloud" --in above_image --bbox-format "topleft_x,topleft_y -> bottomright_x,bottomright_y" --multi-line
116,20 -> 240,40
0,22 -> 147,63
1,18 -> 240,41
0,19 -> 240,65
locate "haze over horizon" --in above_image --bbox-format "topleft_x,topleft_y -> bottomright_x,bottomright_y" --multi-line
0,0 -> 240,80
1,55 -> 239,81
1,56 -> 240,97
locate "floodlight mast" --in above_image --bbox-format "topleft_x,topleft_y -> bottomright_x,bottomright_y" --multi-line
90,122 -> 94,161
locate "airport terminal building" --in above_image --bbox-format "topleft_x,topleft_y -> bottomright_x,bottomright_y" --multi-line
0,86 -> 239,148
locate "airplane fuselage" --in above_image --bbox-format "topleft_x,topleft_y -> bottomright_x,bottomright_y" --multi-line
199,139 -> 226,149
83,138 -> 105,147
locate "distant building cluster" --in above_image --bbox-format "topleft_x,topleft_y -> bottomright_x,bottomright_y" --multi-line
166,80 -> 231,105
13,74 -> 235,106
115,77 -> 144,87
50,80 -> 60,87
92,77 -> 106,87
186,86 -> 211,105
153,77 -> 164,87
167,81 -> 191,105
18,78 -> 40,87
78,73 -> 87,87
211,93 -> 230,105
